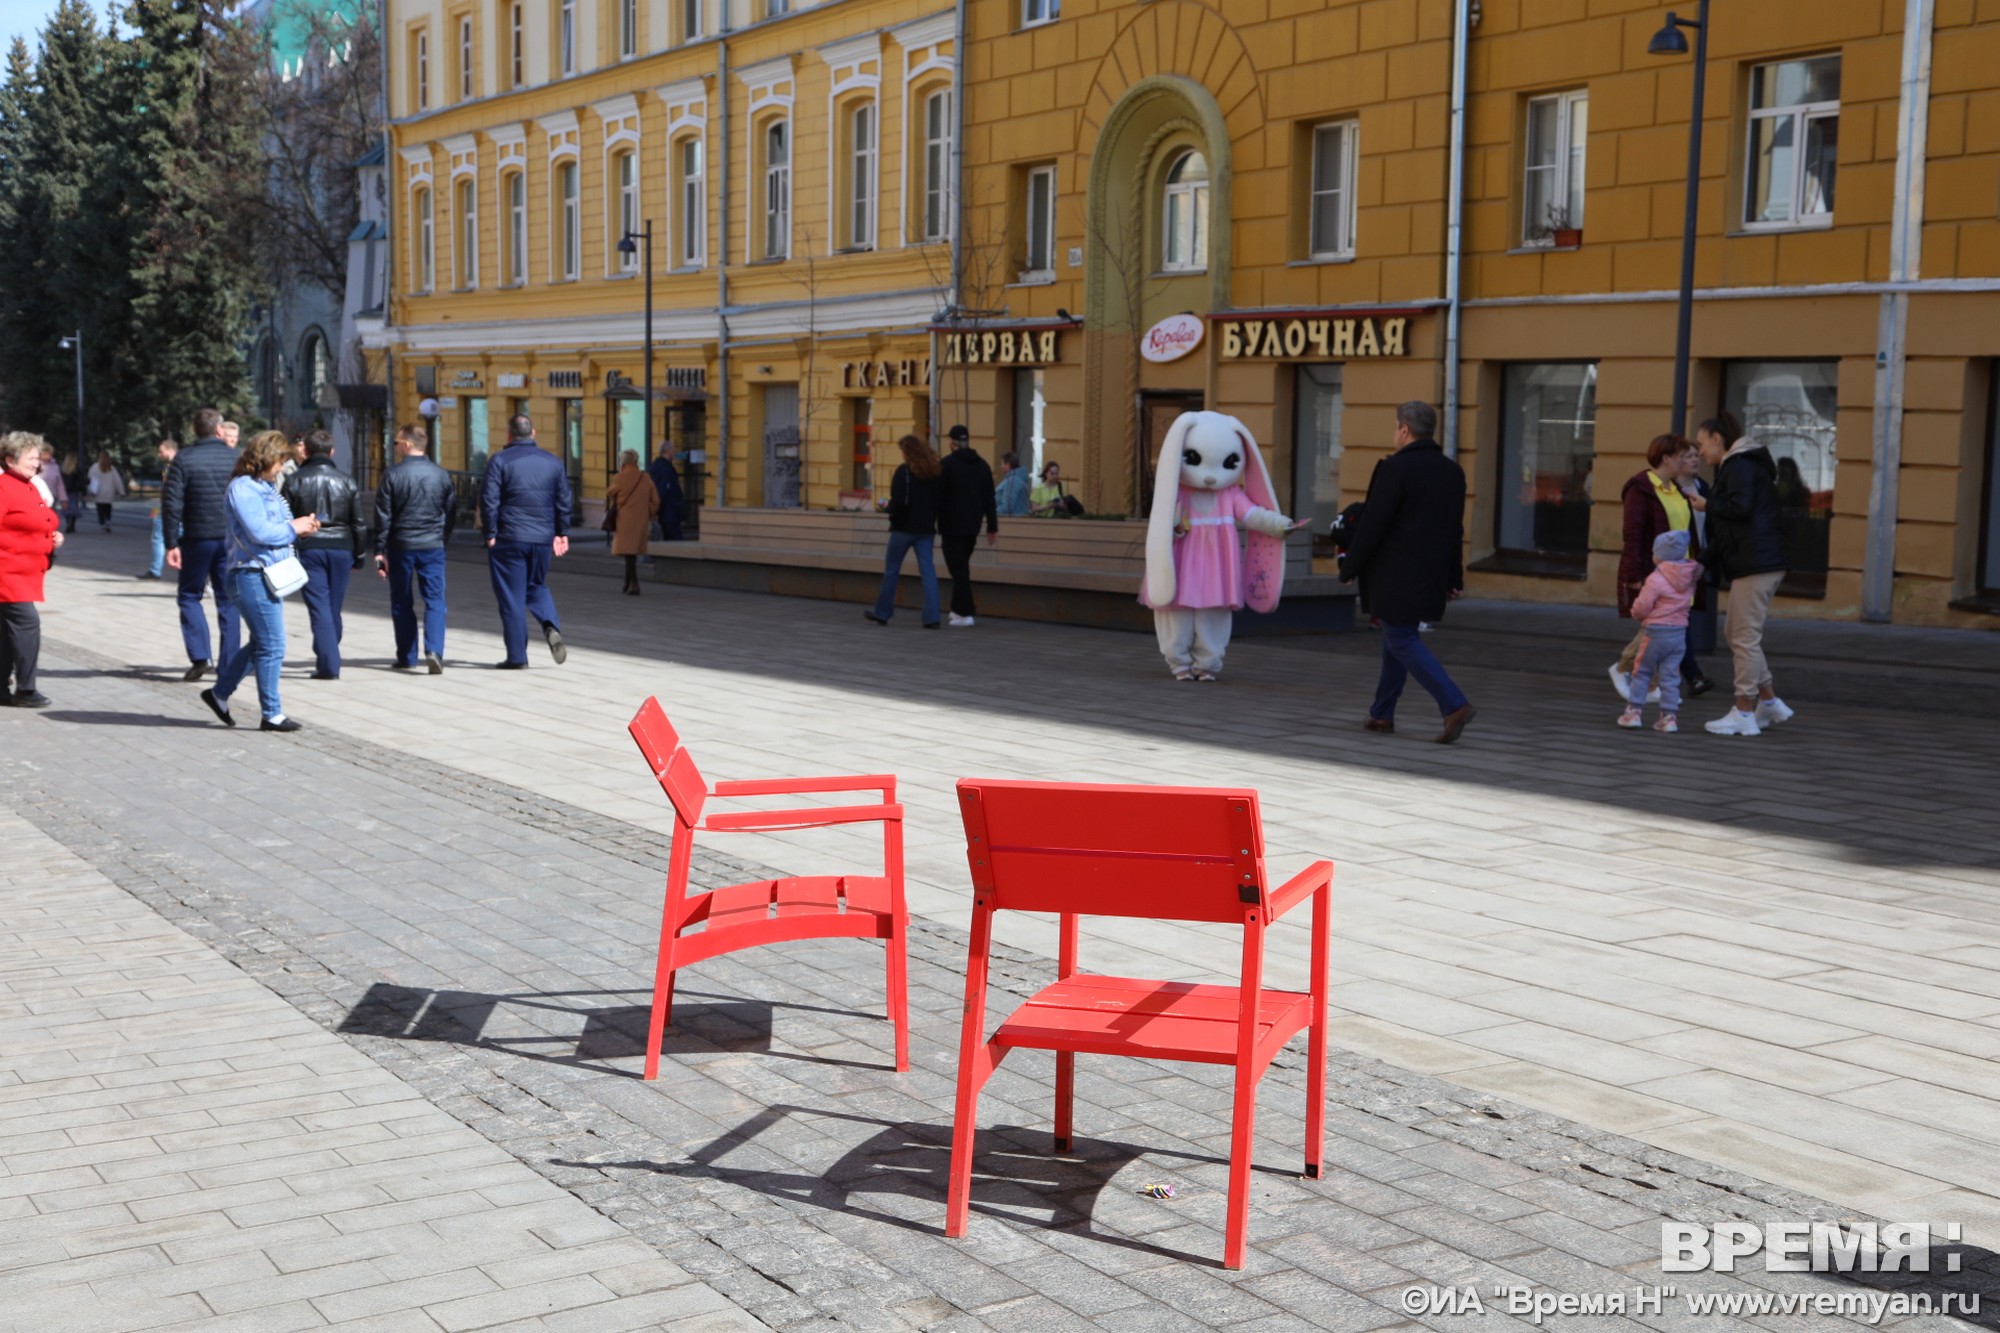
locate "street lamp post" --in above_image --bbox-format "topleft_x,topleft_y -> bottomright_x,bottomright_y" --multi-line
618,221 -> 655,452
56,331 -> 84,472
1650,2 -> 1712,435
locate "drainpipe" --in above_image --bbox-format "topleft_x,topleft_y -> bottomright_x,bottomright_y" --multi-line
715,20 -> 731,509
378,0 -> 396,465
1440,0 -> 1471,457
1862,0 -> 1935,622
943,0 -> 965,442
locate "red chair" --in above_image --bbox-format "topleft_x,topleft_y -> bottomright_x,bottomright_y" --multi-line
627,697 -> 910,1079
946,779 -> 1332,1270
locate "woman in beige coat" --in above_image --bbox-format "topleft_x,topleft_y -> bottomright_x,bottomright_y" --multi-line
606,450 -> 660,595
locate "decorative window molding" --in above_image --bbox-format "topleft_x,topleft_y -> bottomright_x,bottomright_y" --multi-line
593,93 -> 641,147
892,20 -> 954,248
537,110 -> 581,162
659,78 -> 707,135
887,11 -> 954,52
738,57 -> 796,261
660,81 -> 709,269
822,35 -> 881,254
489,123 -> 528,169
443,133 -> 479,179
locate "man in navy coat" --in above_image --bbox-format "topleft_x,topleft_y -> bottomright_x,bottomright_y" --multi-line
480,414 -> 572,669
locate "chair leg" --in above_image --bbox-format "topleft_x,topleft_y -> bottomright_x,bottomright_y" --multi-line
945,1063 -> 983,1238
1305,1009 -> 1328,1179
1223,1064 -> 1261,1270
886,924 -> 910,1073
1053,1051 -> 1074,1152
643,944 -> 676,1082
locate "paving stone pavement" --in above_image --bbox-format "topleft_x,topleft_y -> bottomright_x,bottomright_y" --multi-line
31,513 -> 2000,1256
0,807 -> 761,1332
3,634 -> 1996,1330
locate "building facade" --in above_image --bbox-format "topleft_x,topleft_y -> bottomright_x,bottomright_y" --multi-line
376,0 -> 2000,626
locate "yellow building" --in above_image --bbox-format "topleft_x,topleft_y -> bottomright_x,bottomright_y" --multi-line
374,0 -> 964,522
947,0 -> 2000,626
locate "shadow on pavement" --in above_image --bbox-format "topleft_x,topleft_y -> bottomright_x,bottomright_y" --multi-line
37,710 -> 214,728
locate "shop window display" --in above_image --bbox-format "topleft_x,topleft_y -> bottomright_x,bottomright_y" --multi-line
1723,359 -> 1837,592
1496,362 -> 1597,571
1292,364 -> 1343,556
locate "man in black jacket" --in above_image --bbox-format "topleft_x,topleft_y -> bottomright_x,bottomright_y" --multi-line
1696,419 -> 1792,736
160,406 -> 240,681
1339,401 -> 1476,744
937,425 -> 998,627
281,431 -> 365,680
480,413 -> 572,668
373,424 -> 457,674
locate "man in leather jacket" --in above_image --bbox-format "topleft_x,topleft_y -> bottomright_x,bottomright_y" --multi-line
160,406 -> 242,680
281,431 -> 366,679
373,424 -> 457,674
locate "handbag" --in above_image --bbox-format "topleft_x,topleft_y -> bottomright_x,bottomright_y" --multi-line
600,485 -> 620,532
262,553 -> 308,599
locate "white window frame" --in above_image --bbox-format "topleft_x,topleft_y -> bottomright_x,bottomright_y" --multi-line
557,159 -> 580,280
509,2 -> 523,85
559,0 -> 575,75
769,0 -> 789,14
505,169 -> 526,284
682,0 -> 702,42
676,136 -> 705,267
763,119 -> 790,260
1521,91 -> 1586,247
1308,119 -> 1359,259
921,88 -> 952,242
1160,149 -> 1208,274
1022,163 -> 1055,280
1744,56 -> 1840,232
456,176 -> 478,287
614,149 -> 640,273
1022,0 -> 1058,27
619,0 -> 637,58
414,29 -> 430,110
457,15 -> 472,100
848,102 -> 876,251
416,187 -> 435,291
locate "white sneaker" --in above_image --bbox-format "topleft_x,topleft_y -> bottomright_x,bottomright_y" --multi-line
1609,665 -> 1632,702
947,613 -> 975,627
1755,697 -> 1795,727
1704,709 -> 1762,737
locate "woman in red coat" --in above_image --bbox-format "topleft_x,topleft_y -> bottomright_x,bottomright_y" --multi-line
1610,433 -> 1712,701
1,432 -> 64,707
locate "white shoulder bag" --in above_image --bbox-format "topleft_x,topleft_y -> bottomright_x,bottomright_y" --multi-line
262,552 -> 308,599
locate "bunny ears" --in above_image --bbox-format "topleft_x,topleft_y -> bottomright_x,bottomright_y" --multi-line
1143,412 -> 1202,607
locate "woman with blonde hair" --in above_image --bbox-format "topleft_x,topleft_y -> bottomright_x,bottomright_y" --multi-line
865,435 -> 943,628
198,431 -> 320,732
604,449 -> 660,595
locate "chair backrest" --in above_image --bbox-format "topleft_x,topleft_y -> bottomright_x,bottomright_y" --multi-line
629,697 -> 707,827
957,779 -> 1267,923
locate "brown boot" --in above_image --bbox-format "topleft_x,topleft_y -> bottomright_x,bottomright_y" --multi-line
1435,704 -> 1476,744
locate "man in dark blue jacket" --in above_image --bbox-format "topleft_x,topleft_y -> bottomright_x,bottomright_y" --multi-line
373,424 -> 458,674
647,442 -> 685,541
480,413 -> 572,668
159,407 -> 241,681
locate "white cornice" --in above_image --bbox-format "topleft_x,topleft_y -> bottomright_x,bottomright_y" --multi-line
397,145 -> 434,168
441,133 -> 477,156
818,32 -> 882,68
486,122 -> 527,147
591,93 -> 640,123
377,289 -> 944,353
734,54 -> 796,89
887,11 -> 953,50
535,110 -> 580,137
657,77 -> 706,106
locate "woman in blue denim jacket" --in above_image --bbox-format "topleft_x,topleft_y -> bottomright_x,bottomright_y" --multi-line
199,431 -> 320,731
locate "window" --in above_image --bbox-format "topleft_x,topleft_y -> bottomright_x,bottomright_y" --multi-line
1012,368 -> 1045,478
1497,362 -> 1597,570
619,0 -> 637,58
302,333 -> 330,407
415,187 -> 434,291
455,177 -> 478,287
1161,150 -> 1208,273
1293,364 -> 1344,555
1020,164 -> 1056,278
509,2 -> 523,85
763,120 -> 790,259
921,89 -> 952,241
677,137 -> 705,266
1023,0 -> 1058,25
848,103 -> 876,250
457,15 -> 473,100
504,170 -> 526,283
1746,55 -> 1839,229
1981,376 -> 2000,598
1723,360 -> 1838,592
559,0 -> 574,75
1521,91 -> 1586,245
768,0 -> 789,13
1308,121 -> 1358,259
614,150 -> 639,272
414,29 -> 429,110
682,0 -> 701,41
557,160 -> 579,279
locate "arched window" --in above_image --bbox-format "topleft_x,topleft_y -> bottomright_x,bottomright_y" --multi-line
1161,149 -> 1208,273
763,120 -> 790,259
415,187 -> 435,291
847,102 -> 876,251
556,160 -> 579,279
614,149 -> 639,272
301,331 -> 331,408
919,88 -> 951,241
675,136 -> 705,266
455,176 -> 478,287
504,169 -> 526,283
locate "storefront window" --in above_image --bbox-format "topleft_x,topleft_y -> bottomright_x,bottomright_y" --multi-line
1012,368 -> 1045,478
560,399 -> 585,524
1292,364 -> 1343,556
464,397 -> 489,476
1982,376 -> 2000,597
1723,359 -> 1837,591
1497,362 -> 1597,571
615,398 -> 647,467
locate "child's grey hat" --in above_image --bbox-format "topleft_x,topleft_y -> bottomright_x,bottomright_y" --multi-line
1653,530 -> 1691,562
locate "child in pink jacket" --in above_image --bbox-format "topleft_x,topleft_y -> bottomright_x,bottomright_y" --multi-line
1619,529 -> 1701,733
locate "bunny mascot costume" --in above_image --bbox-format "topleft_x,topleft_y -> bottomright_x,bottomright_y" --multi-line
1140,411 -> 1293,680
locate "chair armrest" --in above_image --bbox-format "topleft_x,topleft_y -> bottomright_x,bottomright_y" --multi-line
703,803 -> 904,833
1269,860 -> 1334,920
712,775 -> 897,799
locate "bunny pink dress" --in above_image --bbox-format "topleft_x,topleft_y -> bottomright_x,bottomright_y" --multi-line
1140,486 -> 1266,611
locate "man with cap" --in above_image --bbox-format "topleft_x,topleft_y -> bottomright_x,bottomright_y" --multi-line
936,424 -> 997,627
1619,527 -> 1701,733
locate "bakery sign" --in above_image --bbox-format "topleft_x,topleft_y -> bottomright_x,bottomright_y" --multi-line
1141,313 -> 1204,364
1218,314 -> 1409,360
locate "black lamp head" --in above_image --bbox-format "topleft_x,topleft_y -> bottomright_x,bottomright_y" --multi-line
1648,15 -> 1691,55
617,234 -> 639,256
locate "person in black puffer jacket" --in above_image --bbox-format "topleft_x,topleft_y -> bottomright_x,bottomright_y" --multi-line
1696,414 -> 1794,737
865,434 -> 943,628
160,406 -> 242,680
281,431 -> 366,680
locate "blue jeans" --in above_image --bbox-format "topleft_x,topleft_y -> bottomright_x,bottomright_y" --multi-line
489,542 -> 560,664
299,550 -> 351,677
176,537 -> 240,665
872,532 -> 940,625
1629,624 -> 1686,713
214,567 -> 286,721
1371,621 -> 1468,722
148,513 -> 164,576
388,548 -> 448,664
